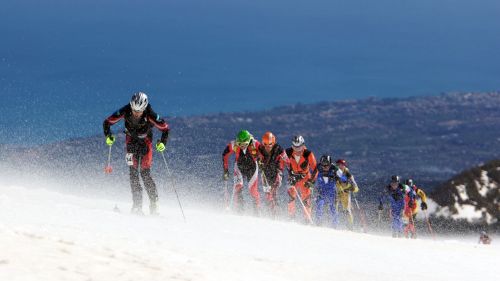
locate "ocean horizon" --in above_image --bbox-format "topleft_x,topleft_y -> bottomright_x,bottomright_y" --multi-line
1,0 -> 499,144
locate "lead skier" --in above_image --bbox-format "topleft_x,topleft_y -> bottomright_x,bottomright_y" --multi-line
103,92 -> 170,215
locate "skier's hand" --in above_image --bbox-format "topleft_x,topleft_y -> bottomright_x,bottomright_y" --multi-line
223,170 -> 229,181
106,135 -> 115,146
421,202 -> 428,210
378,204 -> 383,211
257,159 -> 264,170
156,141 -> 166,152
408,200 -> 415,209
305,180 -> 315,189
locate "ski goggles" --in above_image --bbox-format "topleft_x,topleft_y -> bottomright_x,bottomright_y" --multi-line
236,141 -> 250,147
292,145 -> 304,151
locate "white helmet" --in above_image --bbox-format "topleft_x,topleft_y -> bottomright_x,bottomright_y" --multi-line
292,135 -> 305,147
130,92 -> 148,112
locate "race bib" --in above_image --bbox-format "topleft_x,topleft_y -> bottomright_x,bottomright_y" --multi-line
126,153 -> 134,166
263,185 -> 271,193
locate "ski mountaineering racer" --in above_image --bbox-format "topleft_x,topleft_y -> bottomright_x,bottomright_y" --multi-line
257,131 -> 288,218
103,92 -> 170,215
335,159 -> 359,230
379,175 -> 411,237
222,130 -> 261,215
402,178 -> 428,238
285,135 -> 318,222
314,155 -> 340,227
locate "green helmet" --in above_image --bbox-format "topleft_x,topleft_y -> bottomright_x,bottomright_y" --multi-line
236,130 -> 252,145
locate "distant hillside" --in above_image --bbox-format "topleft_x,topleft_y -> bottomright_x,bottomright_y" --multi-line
2,92 -> 500,206
431,159 -> 500,226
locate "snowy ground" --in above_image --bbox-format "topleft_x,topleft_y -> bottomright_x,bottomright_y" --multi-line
0,185 -> 498,281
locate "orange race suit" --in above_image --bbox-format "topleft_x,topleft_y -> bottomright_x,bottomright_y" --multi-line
285,147 -> 318,220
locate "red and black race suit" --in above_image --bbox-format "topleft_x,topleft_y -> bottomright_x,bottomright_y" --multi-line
222,140 -> 260,180
258,144 -> 286,184
103,104 -> 169,169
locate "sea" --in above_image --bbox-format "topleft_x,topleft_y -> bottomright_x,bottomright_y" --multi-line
1,0 -> 499,144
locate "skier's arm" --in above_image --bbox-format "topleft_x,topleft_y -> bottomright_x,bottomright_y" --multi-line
103,105 -> 127,137
348,174 -> 359,193
277,148 -> 289,173
308,152 -> 318,182
417,188 -> 427,203
378,188 -> 388,208
222,142 -> 235,171
146,108 -> 170,144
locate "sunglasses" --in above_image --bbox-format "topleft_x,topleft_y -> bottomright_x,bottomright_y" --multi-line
236,141 -> 250,146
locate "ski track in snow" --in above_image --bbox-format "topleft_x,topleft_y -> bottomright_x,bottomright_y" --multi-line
0,185 -> 498,281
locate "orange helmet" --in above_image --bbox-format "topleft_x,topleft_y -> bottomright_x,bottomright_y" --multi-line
262,131 -> 276,146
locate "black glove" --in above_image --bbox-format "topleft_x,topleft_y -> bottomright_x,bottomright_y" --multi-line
223,170 -> 229,181
421,202 -> 428,210
378,204 -> 383,211
408,200 -> 415,209
305,180 -> 315,189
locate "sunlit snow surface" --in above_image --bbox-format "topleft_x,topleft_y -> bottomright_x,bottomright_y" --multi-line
0,186 -> 498,281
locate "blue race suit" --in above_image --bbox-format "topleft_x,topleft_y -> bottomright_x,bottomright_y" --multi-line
379,183 -> 409,235
315,165 -> 344,227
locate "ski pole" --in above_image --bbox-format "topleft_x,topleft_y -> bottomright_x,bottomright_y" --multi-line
423,209 -> 436,240
352,194 -> 368,233
160,151 -> 186,222
291,185 -> 314,225
104,145 -> 113,174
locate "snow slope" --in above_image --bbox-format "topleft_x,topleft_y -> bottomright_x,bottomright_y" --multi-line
0,185 -> 498,281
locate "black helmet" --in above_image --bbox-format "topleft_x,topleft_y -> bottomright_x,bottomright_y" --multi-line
319,155 -> 332,167
405,178 -> 414,186
391,175 -> 400,183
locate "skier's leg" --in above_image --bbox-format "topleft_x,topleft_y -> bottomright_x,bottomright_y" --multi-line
269,173 -> 282,218
338,192 -> 348,226
248,166 -> 261,215
392,204 -> 404,237
411,213 -> 417,238
140,140 -> 159,214
287,186 -> 297,219
345,193 -> 354,230
328,188 -> 339,228
297,181 -> 312,222
315,194 -> 325,226
141,168 -> 159,214
233,164 -> 245,212
129,166 -> 143,211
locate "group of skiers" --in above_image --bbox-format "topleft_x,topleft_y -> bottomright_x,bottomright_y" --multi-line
102,92 -> 431,238
221,129 -> 432,237
222,129 -> 362,228
378,175 -> 429,238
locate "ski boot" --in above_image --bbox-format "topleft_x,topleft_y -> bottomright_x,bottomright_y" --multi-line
149,200 -> 159,216
131,206 -> 145,216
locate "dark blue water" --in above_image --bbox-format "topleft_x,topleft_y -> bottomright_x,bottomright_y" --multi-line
1,0 -> 499,144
